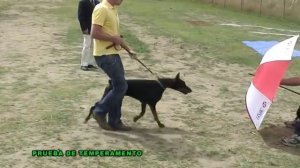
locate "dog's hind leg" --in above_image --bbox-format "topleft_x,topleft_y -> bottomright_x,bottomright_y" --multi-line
84,81 -> 112,124
149,104 -> 165,128
133,102 -> 146,122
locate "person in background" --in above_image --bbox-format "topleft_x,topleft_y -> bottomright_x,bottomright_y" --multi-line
280,76 -> 300,146
78,0 -> 100,71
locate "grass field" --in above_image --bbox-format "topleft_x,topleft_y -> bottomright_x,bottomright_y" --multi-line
121,0 -> 300,71
1,0 -> 300,167
202,0 -> 300,20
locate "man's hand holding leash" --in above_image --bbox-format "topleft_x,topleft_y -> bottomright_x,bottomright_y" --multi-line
106,35 -> 137,60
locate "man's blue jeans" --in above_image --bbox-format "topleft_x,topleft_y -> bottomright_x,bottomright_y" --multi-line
94,54 -> 128,127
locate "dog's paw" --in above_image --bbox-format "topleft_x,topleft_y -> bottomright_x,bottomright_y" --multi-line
158,123 -> 165,128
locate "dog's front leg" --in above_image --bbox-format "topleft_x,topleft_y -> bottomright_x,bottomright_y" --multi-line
133,102 -> 146,122
149,105 -> 165,128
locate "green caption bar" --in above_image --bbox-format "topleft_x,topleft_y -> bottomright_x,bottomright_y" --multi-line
32,150 -> 143,157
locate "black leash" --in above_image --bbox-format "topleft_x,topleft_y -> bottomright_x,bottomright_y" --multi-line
134,58 -> 155,74
134,57 -> 166,90
248,73 -> 300,95
106,38 -> 165,89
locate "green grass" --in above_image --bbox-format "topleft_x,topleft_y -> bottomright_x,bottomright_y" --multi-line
121,0 -> 300,74
121,26 -> 150,54
0,0 -> 13,15
0,66 -> 9,76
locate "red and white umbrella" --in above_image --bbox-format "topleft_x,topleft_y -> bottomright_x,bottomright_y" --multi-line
246,35 -> 299,130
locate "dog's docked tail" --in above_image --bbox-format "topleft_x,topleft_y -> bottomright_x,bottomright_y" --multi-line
84,106 -> 95,124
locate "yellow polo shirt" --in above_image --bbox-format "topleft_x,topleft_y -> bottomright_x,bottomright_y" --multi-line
92,0 -> 120,56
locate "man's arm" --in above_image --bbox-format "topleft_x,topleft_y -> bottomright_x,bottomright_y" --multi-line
91,24 -> 135,57
91,24 -> 123,44
280,77 -> 300,86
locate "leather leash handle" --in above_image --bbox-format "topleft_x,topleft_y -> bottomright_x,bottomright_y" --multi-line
106,43 -> 115,49
106,35 -> 124,50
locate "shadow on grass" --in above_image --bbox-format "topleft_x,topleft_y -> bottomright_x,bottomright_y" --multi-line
102,126 -> 198,160
259,124 -> 300,156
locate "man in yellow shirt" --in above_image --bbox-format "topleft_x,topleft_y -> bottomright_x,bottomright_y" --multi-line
90,0 -> 135,131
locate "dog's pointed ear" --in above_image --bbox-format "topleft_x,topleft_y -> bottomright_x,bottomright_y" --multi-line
175,73 -> 180,80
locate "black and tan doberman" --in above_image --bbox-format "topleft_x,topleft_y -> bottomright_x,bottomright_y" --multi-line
85,73 -> 192,128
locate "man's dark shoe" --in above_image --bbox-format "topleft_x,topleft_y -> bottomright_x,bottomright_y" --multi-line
112,122 -> 132,131
81,66 -> 89,71
281,134 -> 300,147
284,119 -> 300,129
87,65 -> 97,69
93,113 -> 114,130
